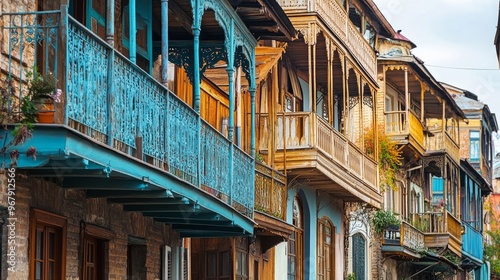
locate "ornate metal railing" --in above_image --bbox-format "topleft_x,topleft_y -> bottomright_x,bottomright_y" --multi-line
3,10 -> 254,218
254,162 -> 287,220
259,112 -> 377,189
276,0 -> 377,81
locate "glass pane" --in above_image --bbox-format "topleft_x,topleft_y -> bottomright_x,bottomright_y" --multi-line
36,229 -> 44,259
220,251 -> 231,276
49,261 -> 54,280
49,231 -> 55,259
206,252 -> 216,277
36,261 -> 43,280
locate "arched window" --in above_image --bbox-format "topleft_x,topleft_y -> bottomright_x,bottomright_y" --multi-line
352,233 -> 366,280
288,196 -> 303,280
317,218 -> 335,279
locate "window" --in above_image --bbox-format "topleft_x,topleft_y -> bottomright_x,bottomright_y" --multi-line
81,223 -> 113,280
288,196 -> 303,280
236,250 -> 248,280
127,237 -> 147,280
206,250 -> 231,280
69,0 -> 107,40
317,218 -> 334,280
352,233 -> 366,280
470,131 -> 480,162
431,176 -> 444,206
29,209 -> 67,280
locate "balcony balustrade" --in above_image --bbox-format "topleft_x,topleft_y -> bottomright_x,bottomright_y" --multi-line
276,0 -> 377,81
4,11 -> 254,217
383,221 -> 425,253
254,162 -> 287,220
461,221 -> 484,262
258,112 -> 377,190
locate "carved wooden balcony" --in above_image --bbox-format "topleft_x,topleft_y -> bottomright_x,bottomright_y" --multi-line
385,110 -> 425,154
258,112 -> 380,207
254,162 -> 287,220
411,212 -> 462,256
426,127 -> 460,164
382,221 -> 425,258
276,0 -> 377,81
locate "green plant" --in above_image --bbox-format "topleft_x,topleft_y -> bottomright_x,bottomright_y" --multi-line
20,67 -> 59,124
364,126 -> 402,191
485,230 -> 500,278
347,273 -> 356,280
372,209 -> 400,234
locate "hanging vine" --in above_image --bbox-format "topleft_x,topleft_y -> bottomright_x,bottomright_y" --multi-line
364,126 -> 402,191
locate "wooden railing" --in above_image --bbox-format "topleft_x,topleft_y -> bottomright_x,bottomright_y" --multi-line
408,112 -> 424,147
254,162 -> 287,220
426,129 -> 460,163
411,212 -> 445,233
447,213 -> 462,242
385,111 -> 424,148
385,111 -> 406,134
462,221 -> 484,261
259,112 -> 377,189
276,0 -> 377,81
383,221 -> 425,253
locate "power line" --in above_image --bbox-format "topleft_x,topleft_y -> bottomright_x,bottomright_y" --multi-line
425,64 -> 500,71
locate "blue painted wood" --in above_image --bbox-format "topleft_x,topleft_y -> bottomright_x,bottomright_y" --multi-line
129,0 -> 136,63
4,9 -> 256,220
106,0 -> 114,44
462,222 -> 484,263
161,0 -> 169,85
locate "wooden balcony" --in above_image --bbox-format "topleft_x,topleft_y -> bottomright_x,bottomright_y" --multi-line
382,221 -> 425,258
385,110 -> 425,154
254,162 -> 287,220
426,128 -> 460,163
3,11 -> 255,220
461,222 -> 484,264
276,0 -> 377,81
258,112 -> 380,207
412,212 -> 462,256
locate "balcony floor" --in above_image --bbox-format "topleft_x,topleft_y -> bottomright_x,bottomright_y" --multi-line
6,125 -> 254,237
275,149 -> 381,207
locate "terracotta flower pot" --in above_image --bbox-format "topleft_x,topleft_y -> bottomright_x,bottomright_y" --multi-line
37,102 -> 55,123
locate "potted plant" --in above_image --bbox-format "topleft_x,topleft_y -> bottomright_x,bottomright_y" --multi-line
372,209 -> 400,234
20,67 -> 61,124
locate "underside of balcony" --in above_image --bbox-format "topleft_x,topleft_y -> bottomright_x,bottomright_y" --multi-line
274,148 -> 381,208
6,126 -> 255,238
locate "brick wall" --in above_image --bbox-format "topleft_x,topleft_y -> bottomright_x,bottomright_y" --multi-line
0,173 -> 180,280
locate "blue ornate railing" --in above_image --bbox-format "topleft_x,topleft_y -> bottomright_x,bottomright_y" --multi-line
462,221 -> 483,262
3,10 -> 254,218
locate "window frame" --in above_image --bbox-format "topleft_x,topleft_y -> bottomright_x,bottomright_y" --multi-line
317,217 -> 335,280
81,223 -> 114,280
469,130 -> 480,162
29,209 -> 67,280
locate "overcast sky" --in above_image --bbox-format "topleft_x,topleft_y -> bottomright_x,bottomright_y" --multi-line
373,0 -> 500,121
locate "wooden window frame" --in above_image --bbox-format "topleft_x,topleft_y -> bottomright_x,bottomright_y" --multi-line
317,217 -> 335,280
29,209 -> 67,280
81,223 -> 114,280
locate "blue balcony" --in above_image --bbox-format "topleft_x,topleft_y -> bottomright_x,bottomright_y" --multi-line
2,10 -> 254,237
461,222 -> 484,267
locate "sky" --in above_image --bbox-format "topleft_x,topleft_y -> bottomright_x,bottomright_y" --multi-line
373,0 -> 500,121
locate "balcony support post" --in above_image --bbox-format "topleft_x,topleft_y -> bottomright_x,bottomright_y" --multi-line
404,67 -> 409,134
129,0 -> 137,63
161,0 -> 169,86
62,4 -> 69,125
106,0 -> 115,146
